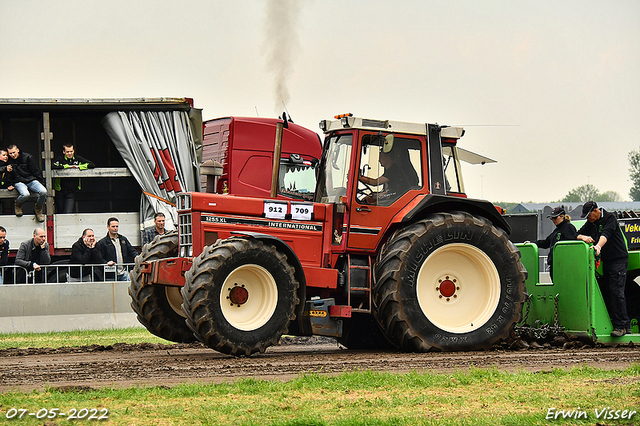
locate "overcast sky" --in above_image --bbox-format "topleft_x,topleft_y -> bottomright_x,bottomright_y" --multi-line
1,0 -> 638,203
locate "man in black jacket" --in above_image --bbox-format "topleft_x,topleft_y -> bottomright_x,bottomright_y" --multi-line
577,201 -> 630,337
7,144 -> 47,222
70,228 -> 103,281
52,143 -> 95,213
96,217 -> 138,281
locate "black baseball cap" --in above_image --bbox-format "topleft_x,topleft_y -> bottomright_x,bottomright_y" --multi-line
547,206 -> 565,218
581,201 -> 597,218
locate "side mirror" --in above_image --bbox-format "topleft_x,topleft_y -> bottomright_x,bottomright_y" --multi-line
383,134 -> 394,153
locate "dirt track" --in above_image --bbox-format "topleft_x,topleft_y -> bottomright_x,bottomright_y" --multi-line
1,338 -> 639,392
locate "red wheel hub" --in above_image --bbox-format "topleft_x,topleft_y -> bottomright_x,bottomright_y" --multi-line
228,285 -> 249,305
439,279 -> 456,297
436,275 -> 459,301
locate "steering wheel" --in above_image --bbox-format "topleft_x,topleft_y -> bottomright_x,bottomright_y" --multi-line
356,181 -> 375,203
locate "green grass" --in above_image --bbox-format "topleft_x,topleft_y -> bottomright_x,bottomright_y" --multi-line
0,327 -> 173,350
1,366 -> 639,425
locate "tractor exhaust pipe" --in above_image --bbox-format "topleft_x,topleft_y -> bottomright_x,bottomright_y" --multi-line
270,113 -> 288,198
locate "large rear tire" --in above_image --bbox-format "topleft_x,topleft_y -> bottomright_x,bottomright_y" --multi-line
182,237 -> 300,356
129,232 -> 197,343
373,212 -> 527,352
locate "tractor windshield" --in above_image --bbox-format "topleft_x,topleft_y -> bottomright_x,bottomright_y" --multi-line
315,134 -> 353,203
278,157 -> 316,201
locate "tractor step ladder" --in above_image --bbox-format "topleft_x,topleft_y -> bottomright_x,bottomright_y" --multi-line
346,254 -> 372,313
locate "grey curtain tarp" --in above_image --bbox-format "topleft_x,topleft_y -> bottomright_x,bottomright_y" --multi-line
102,110 -> 200,237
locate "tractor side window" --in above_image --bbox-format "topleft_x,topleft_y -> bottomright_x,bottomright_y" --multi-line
315,134 -> 353,203
357,135 -> 422,206
442,145 -> 462,194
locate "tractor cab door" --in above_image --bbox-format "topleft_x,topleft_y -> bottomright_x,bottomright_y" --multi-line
347,132 -> 425,250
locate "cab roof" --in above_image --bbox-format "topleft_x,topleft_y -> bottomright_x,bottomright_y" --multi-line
319,114 -> 464,139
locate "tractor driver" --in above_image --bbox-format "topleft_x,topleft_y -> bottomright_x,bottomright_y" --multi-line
358,137 -> 418,205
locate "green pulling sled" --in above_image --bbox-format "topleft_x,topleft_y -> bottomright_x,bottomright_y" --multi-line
517,239 -> 640,344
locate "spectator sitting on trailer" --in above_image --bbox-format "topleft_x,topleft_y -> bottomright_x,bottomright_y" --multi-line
70,228 -> 104,281
52,143 -> 95,214
142,212 -> 167,245
15,228 -> 50,283
6,144 -> 47,222
0,226 -> 8,284
0,149 -> 14,190
0,150 -> 15,215
97,217 -> 138,281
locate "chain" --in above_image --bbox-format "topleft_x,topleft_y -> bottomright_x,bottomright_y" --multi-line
516,294 -> 531,327
515,293 -> 564,341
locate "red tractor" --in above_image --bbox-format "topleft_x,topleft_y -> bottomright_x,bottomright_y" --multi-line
130,114 -> 527,355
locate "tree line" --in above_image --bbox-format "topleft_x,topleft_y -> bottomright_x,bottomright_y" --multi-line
560,149 -> 640,202
496,150 -> 640,212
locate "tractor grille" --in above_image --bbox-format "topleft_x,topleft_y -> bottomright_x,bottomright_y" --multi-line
179,212 -> 193,257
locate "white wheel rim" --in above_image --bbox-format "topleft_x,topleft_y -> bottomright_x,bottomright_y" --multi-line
220,264 -> 278,331
416,243 -> 500,333
166,287 -> 187,318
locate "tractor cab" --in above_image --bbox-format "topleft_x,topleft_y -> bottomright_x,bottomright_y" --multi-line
316,114 -> 496,203
315,114 -> 498,251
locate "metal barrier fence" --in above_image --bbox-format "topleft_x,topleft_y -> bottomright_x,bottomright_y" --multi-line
0,263 -> 136,285
0,255 -> 551,284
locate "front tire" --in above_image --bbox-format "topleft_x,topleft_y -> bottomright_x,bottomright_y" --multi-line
182,237 -> 300,356
373,212 -> 526,352
129,232 -> 197,343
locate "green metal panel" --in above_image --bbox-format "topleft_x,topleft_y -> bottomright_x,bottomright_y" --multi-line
517,242 -> 557,327
552,241 -> 595,337
517,243 -> 539,290
628,251 -> 640,271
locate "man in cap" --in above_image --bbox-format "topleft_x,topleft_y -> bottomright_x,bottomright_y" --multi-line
577,201 -> 630,337
532,206 -> 577,280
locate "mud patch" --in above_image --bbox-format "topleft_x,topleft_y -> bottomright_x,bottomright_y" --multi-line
0,341 -> 638,393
